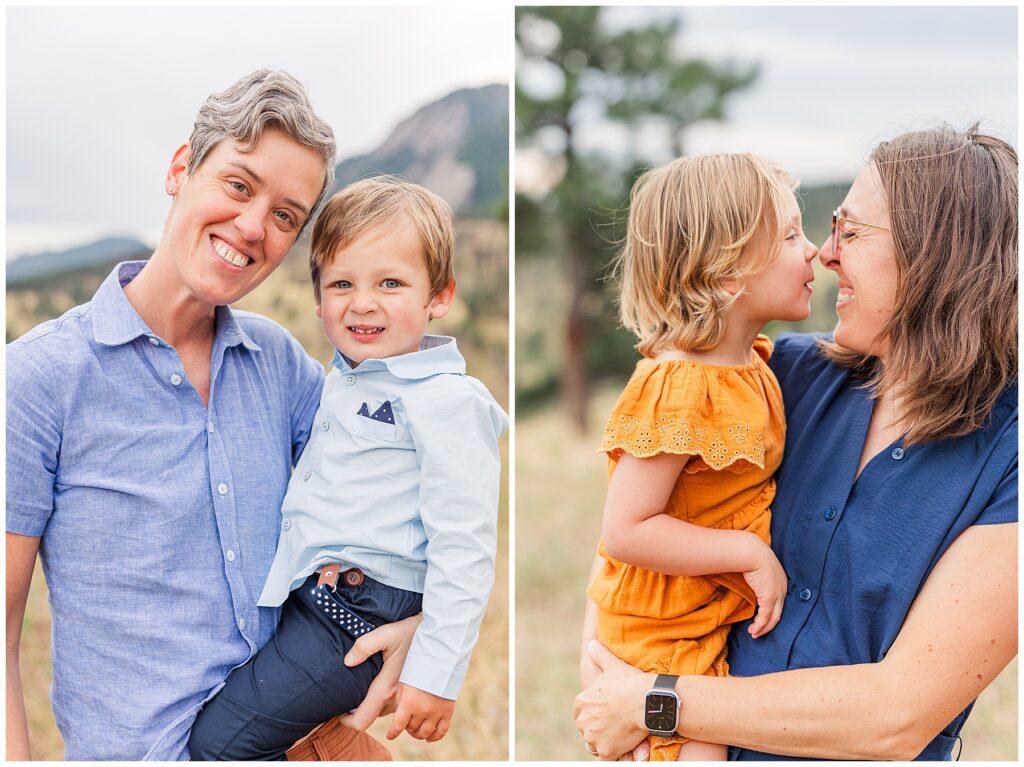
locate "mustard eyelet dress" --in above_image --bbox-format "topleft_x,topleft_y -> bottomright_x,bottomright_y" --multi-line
587,335 -> 785,761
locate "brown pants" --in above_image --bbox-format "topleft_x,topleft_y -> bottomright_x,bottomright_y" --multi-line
285,717 -> 391,761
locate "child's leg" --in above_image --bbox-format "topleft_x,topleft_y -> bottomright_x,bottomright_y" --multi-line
188,579 -> 382,760
676,739 -> 727,761
190,573 -> 422,760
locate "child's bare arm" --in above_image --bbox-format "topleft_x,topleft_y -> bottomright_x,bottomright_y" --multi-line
387,683 -> 456,743
601,453 -> 786,636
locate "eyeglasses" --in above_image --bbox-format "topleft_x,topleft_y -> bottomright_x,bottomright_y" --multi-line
831,208 -> 890,258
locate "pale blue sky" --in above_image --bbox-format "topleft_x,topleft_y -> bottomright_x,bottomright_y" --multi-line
6,6 -> 511,259
517,6 -> 1016,191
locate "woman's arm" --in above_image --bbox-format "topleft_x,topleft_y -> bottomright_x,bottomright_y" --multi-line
7,532 -> 41,761
575,522 -> 1017,760
579,554 -> 604,689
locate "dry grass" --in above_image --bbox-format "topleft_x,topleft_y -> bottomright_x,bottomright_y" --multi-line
515,386 -> 1017,760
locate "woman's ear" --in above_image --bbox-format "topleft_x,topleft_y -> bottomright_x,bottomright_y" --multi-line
427,279 -> 457,321
165,144 -> 190,196
722,278 -> 741,296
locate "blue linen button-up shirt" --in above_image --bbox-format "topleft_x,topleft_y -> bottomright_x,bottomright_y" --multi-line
6,262 -> 325,760
726,334 -> 1017,761
259,335 -> 508,699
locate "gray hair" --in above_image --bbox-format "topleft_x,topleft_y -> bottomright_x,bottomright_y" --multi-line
187,67 -> 337,224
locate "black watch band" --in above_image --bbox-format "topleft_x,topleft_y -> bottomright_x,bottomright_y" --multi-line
644,673 -> 680,737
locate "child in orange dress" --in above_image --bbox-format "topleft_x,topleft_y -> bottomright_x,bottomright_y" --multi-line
586,153 -> 818,761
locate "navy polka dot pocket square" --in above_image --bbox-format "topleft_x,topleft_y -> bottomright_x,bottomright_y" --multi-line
356,400 -> 395,425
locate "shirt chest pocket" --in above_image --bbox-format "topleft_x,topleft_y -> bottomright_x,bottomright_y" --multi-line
339,410 -> 400,442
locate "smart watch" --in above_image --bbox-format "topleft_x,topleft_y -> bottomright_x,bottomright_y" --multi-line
644,674 -> 680,737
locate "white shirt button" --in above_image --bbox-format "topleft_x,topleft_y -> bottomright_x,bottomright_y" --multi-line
344,374 -> 356,386
226,549 -> 236,562
170,374 -> 182,386
207,422 -> 215,434
303,470 -> 312,480
320,420 -> 330,432
238,617 -> 245,630
217,483 -> 228,495
282,519 -> 292,531
148,337 -> 159,346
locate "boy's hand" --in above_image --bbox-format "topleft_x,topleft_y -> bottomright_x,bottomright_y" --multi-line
742,539 -> 787,638
386,683 -> 455,742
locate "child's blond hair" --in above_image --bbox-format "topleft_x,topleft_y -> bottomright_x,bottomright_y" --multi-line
310,175 -> 454,300
616,153 -> 796,357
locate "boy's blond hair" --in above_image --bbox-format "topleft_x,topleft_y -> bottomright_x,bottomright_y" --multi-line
310,175 -> 454,300
616,153 -> 796,357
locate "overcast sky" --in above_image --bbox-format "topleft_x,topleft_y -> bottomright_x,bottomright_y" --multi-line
6,6 -> 511,260
517,5 -> 1016,192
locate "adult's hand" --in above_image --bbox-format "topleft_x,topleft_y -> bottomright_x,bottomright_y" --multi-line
573,640 -> 655,760
338,613 -> 422,731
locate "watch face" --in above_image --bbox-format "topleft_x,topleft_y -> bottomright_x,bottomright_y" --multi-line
644,692 -> 678,733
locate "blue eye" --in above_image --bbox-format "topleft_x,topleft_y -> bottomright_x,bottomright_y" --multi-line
382,279 -> 401,289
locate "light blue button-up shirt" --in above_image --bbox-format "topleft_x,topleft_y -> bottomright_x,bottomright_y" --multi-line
259,335 -> 508,699
6,262 -> 324,760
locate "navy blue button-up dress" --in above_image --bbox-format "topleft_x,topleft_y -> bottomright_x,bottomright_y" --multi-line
727,334 -> 1017,761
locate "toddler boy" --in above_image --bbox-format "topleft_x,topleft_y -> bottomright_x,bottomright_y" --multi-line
188,176 -> 507,760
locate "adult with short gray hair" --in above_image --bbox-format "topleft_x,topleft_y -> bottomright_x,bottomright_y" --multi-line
6,67 -> 415,760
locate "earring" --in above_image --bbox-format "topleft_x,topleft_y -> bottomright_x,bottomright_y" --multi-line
166,184 -> 176,195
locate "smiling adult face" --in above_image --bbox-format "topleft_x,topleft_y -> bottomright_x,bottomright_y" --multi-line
161,128 -> 326,308
818,164 -> 898,360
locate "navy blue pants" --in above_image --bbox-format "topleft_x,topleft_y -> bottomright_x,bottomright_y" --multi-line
188,573 -> 422,761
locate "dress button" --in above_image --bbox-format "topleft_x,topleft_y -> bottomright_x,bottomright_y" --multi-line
824,506 -> 837,521
226,549 -> 236,562
148,337 -> 159,346
170,374 -> 182,386
303,470 -> 312,481
282,519 -> 292,531
891,447 -> 905,460
217,483 -> 228,495
344,374 -> 356,386
798,588 -> 812,602
320,420 -> 330,432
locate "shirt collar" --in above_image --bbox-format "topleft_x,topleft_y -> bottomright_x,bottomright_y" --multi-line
330,335 -> 465,379
92,260 -> 260,352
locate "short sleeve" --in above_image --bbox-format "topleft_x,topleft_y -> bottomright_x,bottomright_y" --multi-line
6,343 -> 62,536
975,444 -> 1017,526
599,359 -> 771,471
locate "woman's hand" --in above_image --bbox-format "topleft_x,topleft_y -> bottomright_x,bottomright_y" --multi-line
573,640 -> 654,760
742,539 -> 787,639
337,613 -> 422,730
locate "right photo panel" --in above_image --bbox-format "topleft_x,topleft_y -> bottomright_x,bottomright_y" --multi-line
515,5 -> 1017,761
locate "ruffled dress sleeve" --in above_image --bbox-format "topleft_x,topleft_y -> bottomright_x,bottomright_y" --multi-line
600,336 -> 776,473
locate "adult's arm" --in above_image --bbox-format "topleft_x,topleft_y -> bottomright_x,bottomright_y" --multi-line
575,522 -> 1017,760
7,533 -> 40,761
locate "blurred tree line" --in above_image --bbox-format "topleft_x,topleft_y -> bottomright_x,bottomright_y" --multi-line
516,6 -> 844,432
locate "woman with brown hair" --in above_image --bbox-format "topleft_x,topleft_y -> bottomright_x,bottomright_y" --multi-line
574,124 -> 1017,760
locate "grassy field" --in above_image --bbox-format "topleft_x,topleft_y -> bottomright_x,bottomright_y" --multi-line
17,438 -> 508,760
515,386 -> 1017,761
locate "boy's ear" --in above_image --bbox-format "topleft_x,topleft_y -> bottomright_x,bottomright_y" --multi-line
427,279 -> 457,321
166,144 -> 190,195
314,300 -> 322,320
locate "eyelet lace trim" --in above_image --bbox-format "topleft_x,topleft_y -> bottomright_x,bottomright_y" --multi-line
601,415 -> 766,472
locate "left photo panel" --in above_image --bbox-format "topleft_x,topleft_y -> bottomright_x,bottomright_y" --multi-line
6,6 -> 510,761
